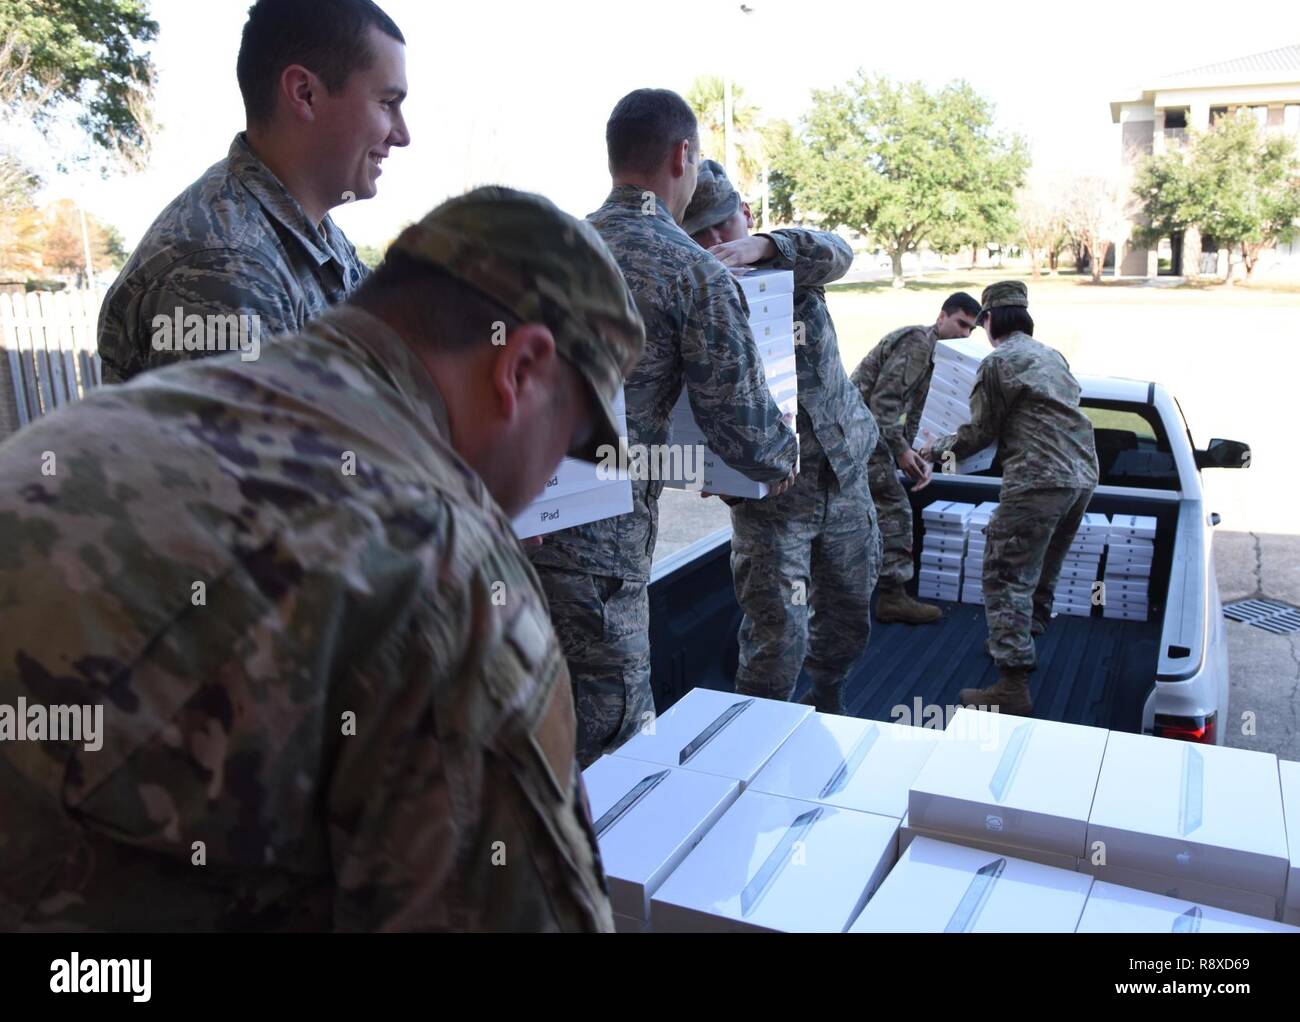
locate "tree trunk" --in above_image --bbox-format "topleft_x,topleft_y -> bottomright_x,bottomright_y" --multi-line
1090,240 -> 1107,283
1242,242 -> 1257,281
891,248 -> 904,288
1048,247 -> 1059,274
1029,249 -> 1042,279
970,242 -> 978,268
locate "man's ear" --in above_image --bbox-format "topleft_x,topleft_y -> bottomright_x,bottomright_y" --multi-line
489,323 -> 558,425
671,139 -> 690,178
742,202 -> 754,229
280,65 -> 318,123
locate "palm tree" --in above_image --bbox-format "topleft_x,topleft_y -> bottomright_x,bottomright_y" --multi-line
685,75 -> 765,200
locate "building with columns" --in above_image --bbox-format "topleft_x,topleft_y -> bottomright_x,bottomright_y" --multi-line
1110,43 -> 1300,278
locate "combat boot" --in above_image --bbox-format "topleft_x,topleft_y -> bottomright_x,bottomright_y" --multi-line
959,668 -> 1033,716
798,684 -> 844,716
875,586 -> 942,624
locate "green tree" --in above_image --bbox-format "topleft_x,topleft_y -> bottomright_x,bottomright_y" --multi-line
1188,113 -> 1300,280
1,1 -> 158,162
1130,147 -> 1194,251
761,118 -> 800,224
789,73 -> 1027,286
1132,113 -> 1300,280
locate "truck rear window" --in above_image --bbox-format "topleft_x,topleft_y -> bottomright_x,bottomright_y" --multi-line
1080,401 -> 1179,490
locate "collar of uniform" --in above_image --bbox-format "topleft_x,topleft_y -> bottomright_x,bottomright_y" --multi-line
227,132 -> 350,269
309,304 -> 451,437
604,183 -> 675,223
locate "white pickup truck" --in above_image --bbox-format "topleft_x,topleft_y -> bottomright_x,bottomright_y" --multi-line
646,376 -> 1250,745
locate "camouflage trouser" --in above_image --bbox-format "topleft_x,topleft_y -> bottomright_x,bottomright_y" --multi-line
866,443 -> 913,589
730,457 -> 881,704
983,486 -> 1094,670
535,568 -> 654,769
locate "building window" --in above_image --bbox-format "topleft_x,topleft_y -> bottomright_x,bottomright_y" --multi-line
1286,105 -> 1300,135
1210,106 -> 1230,126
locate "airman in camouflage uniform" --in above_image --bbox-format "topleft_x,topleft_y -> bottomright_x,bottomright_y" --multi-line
0,187 -> 643,932
851,293 -> 981,624
924,281 -> 1098,715
530,92 -> 798,766
683,160 -> 880,713
98,134 -> 372,384
98,0 -> 411,383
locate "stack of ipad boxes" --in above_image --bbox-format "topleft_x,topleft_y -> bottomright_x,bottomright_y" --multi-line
1051,512 -> 1109,618
1084,732 -> 1292,922
918,500 -> 974,603
664,268 -> 797,499
867,708 -> 1104,931
911,337 -> 997,475
1103,514 -> 1156,621
960,501 -> 998,605
586,687 -> 949,933
512,388 -> 631,539
586,691 -> 1300,933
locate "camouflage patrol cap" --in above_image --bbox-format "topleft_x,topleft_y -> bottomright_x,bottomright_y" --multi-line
979,280 -> 1030,316
388,186 -> 645,463
682,159 -> 741,237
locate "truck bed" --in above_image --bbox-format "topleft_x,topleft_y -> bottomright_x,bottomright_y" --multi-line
648,475 -> 1178,734
839,597 -> 1160,731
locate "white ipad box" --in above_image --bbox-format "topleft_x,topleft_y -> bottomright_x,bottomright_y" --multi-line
612,687 -> 811,788
650,789 -> 899,932
908,708 -> 1109,859
850,836 -> 1093,933
1075,881 -> 1299,933
583,754 -> 741,926
1086,731 -> 1289,905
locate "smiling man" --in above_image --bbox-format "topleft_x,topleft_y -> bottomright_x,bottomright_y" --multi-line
97,0 -> 411,383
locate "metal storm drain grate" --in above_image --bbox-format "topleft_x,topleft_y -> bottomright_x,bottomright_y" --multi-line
1223,598 -> 1300,635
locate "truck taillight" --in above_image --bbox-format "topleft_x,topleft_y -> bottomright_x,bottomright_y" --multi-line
1154,712 -> 1217,744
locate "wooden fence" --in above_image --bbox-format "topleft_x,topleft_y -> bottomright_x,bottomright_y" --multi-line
0,289 -> 106,437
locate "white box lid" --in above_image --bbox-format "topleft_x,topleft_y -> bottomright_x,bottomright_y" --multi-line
849,836 -> 1092,932
1087,731 -> 1289,896
650,789 -> 898,932
512,479 -> 631,539
612,687 -> 810,785
1109,514 -> 1157,539
1076,881 -> 1298,933
934,336 -> 992,366
908,708 -> 1108,857
733,267 -> 794,300
749,715 -> 944,818
583,755 -> 740,919
747,290 -> 795,326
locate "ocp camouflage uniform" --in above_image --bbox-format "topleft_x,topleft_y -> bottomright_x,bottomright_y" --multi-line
851,325 -> 938,588
529,185 -> 799,766
728,228 -> 881,708
0,187 -> 643,933
97,132 -> 369,384
931,330 -> 1098,670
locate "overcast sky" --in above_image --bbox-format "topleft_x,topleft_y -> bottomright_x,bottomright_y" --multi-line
36,0 -> 1297,248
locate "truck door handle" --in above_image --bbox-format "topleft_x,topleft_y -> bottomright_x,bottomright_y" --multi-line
1209,512 -> 1221,526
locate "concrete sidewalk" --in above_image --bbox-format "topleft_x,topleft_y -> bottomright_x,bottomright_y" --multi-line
1215,530 -> 1300,760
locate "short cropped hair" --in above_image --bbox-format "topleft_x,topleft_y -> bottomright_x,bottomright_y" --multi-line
237,0 -> 404,123
941,292 -> 981,319
606,89 -> 698,176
